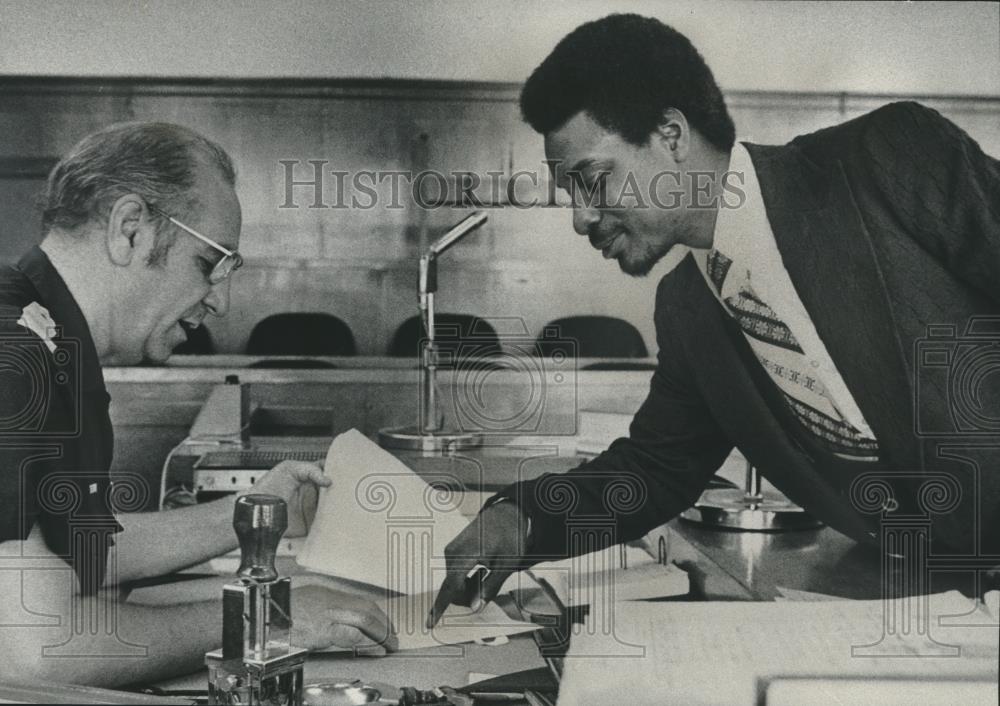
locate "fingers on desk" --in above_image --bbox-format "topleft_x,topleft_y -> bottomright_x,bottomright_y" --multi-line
328,603 -> 399,653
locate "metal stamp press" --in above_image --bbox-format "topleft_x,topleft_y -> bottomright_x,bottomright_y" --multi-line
206,494 -> 307,705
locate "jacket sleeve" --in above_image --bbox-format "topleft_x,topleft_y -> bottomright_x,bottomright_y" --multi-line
854,101 -> 1000,306
492,274 -> 733,560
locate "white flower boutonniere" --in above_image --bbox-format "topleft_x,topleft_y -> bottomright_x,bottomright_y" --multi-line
16,301 -> 58,354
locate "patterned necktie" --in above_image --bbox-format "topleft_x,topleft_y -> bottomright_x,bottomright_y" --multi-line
706,249 -> 878,458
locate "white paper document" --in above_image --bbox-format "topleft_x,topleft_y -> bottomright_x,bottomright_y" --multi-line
523,544 -> 688,607
556,591 -> 999,706
128,577 -> 539,652
296,429 -> 476,596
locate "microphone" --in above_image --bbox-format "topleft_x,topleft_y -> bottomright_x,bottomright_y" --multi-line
380,211 -> 489,452
428,211 -> 489,257
419,211 -> 488,314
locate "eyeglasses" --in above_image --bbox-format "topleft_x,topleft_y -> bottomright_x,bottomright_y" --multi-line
148,205 -> 243,284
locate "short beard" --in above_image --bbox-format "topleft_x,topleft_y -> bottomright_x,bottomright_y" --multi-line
617,238 -> 672,277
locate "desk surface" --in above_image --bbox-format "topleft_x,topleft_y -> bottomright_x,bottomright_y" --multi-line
672,518 -> 979,601
155,438 -> 953,697
150,523 -> 749,694
394,442 -> 978,603
156,633 -> 545,693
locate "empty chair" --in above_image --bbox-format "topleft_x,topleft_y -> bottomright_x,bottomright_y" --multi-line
172,323 -> 214,355
245,313 -> 357,357
387,313 -> 501,360
535,316 -> 649,359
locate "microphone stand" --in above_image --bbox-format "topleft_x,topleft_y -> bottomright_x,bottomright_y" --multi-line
378,212 -> 488,453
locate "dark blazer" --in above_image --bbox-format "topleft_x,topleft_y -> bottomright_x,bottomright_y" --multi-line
502,102 -> 1000,558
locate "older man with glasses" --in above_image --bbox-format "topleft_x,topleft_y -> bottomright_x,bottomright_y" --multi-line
0,122 -> 396,687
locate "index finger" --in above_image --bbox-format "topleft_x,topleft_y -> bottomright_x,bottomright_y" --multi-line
426,567 -> 474,629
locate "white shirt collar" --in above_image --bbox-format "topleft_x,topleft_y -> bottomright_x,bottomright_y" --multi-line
690,141 -> 771,289
710,141 -> 758,260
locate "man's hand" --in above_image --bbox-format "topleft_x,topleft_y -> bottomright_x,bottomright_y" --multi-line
291,585 -> 398,654
426,500 -> 530,629
246,461 -> 331,537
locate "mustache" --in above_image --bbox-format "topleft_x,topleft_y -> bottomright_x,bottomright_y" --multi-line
588,228 -> 623,248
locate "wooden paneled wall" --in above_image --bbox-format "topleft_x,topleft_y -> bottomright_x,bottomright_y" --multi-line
2,79 -> 997,357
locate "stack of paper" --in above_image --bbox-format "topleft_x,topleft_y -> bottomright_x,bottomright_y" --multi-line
556,591 -> 999,705
523,544 -> 688,607
297,429 -> 473,597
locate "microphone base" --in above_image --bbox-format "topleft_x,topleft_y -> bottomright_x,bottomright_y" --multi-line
377,425 -> 482,454
680,487 -> 823,532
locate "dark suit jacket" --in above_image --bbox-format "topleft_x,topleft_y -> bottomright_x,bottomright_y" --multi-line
500,102 -> 1000,559
0,248 -> 121,594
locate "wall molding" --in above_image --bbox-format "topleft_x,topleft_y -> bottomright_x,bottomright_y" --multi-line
0,75 -> 997,110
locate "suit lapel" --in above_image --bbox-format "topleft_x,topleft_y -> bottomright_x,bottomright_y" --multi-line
671,257 -> 879,543
744,143 -> 920,470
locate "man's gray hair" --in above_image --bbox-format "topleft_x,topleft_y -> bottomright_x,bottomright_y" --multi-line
41,122 -> 236,265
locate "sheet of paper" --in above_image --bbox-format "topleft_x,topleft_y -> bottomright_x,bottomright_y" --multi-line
556,591 -> 998,706
317,590 -> 540,652
129,578 -> 537,653
765,678 -> 997,706
297,429 -> 474,596
522,544 -> 688,607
